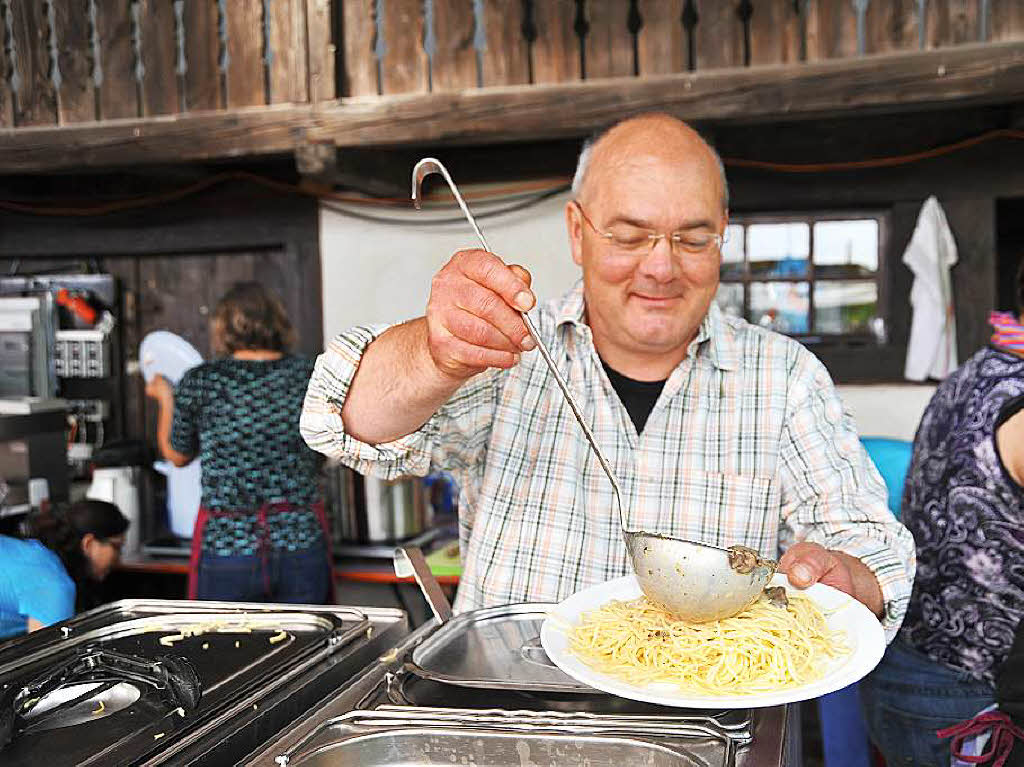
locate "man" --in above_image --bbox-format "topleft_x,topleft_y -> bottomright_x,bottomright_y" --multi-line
301,113 -> 914,639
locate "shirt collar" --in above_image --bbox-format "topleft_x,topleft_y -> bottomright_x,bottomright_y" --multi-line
553,281 -> 740,372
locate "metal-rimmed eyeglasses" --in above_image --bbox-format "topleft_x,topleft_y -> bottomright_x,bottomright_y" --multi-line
573,201 -> 724,257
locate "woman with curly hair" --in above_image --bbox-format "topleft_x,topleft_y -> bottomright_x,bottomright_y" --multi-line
0,499 -> 128,639
145,281 -> 330,604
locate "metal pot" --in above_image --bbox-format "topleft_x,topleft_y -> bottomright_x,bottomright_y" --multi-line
326,463 -> 428,544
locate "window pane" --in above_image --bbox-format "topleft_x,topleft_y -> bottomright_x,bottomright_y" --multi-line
814,281 -> 878,334
748,223 -> 809,278
715,282 -> 744,319
750,281 -> 809,334
720,224 -> 745,279
813,219 -> 878,278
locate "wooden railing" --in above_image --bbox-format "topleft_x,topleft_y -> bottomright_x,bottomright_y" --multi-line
338,0 -> 1024,96
0,0 -> 333,127
1,1 -> 1022,130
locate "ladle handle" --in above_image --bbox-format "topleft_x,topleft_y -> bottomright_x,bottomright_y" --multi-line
412,158 -> 626,530
394,546 -> 453,624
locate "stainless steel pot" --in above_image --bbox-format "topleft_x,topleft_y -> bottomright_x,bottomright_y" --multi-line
326,463 -> 428,544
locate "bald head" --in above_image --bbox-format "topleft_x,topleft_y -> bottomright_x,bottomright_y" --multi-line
571,114 -> 729,212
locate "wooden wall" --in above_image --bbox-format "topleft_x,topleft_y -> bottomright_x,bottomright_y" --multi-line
1,1 -> 1022,128
0,184 -> 322,442
0,0 -> 334,127
337,0 -> 1024,96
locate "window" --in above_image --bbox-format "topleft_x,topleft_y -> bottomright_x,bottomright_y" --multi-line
715,213 -> 886,343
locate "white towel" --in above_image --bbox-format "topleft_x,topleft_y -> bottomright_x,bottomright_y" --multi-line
903,196 -> 958,381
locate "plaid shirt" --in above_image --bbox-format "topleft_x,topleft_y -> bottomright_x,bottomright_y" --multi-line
301,282 -> 915,640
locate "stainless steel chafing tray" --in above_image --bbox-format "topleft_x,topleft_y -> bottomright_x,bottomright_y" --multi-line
246,609 -> 791,767
0,600 -> 408,767
274,707 -> 751,767
405,602 -> 593,693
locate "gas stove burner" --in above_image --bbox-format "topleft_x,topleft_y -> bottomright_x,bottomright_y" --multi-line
23,681 -> 141,729
0,647 -> 201,751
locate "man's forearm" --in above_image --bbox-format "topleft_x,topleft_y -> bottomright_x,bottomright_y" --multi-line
341,318 -> 465,445
833,550 -> 885,617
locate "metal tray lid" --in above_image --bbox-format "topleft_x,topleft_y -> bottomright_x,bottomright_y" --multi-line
409,603 -> 592,692
0,601 -> 374,767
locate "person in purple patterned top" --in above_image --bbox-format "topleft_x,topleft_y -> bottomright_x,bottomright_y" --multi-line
862,258 -> 1024,767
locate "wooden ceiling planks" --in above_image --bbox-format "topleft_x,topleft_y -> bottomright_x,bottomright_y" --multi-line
926,0 -> 981,48
137,0 -> 179,116
8,39 -> 1022,173
805,0 -> 858,60
378,0 -> 430,94
530,0 -> 581,84
989,0 -> 1024,43
583,0 -> 635,80
95,0 -> 138,120
8,0 -> 57,126
430,0 -> 479,91
268,0 -> 309,103
0,7 -> 11,127
225,0 -> 266,107
54,0 -> 96,124
306,0 -> 336,102
479,0 -> 530,86
341,0 -> 379,96
183,0 -> 221,111
694,0 -> 744,70
865,0 -> 921,55
636,0 -> 687,76
748,0 -> 803,66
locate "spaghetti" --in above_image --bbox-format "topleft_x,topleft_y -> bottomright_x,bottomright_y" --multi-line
568,591 -> 846,695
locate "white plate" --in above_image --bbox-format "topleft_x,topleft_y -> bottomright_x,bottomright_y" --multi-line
139,331 -> 203,384
540,573 -> 886,709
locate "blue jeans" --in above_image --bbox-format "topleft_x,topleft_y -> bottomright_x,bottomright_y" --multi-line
860,639 -> 994,767
196,541 -> 330,604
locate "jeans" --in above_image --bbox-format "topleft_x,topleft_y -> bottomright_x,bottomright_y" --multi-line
860,638 -> 994,767
196,541 -> 330,604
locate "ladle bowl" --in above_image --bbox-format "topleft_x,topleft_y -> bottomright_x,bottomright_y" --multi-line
412,157 -> 778,624
625,533 -> 777,623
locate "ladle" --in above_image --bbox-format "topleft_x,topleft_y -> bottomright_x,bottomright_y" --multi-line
411,158 -> 776,622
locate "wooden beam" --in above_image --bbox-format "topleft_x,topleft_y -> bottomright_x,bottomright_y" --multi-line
0,41 -> 1022,173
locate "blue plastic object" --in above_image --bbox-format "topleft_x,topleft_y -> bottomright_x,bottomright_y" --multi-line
817,437 -> 913,766
860,437 -> 914,519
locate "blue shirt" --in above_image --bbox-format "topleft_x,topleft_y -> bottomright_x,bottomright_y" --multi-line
0,536 -> 75,639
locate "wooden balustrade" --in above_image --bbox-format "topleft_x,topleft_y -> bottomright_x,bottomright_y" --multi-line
0,0 -> 334,127
0,1 -> 1021,130
0,1 -> 1021,173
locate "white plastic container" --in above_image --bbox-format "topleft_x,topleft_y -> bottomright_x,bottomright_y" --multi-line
154,459 -> 202,538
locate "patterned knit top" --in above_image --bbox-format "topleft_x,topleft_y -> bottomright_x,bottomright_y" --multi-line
171,355 -> 323,555
899,346 -> 1024,683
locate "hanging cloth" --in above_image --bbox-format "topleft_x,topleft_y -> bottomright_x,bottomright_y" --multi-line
903,196 -> 959,380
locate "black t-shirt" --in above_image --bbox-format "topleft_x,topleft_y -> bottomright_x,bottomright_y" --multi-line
601,360 -> 667,434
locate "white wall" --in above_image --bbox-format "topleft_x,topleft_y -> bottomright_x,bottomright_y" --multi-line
838,383 -> 935,442
319,198 -> 935,442
319,192 -> 581,341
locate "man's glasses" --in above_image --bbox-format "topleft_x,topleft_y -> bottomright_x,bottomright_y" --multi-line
574,201 -> 724,257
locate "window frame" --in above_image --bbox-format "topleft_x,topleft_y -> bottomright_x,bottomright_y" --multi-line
719,209 -> 890,347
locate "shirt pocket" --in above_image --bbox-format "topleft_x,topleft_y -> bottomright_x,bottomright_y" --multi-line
643,471 -> 780,557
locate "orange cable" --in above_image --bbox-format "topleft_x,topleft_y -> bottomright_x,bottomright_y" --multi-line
1,128 -> 1022,217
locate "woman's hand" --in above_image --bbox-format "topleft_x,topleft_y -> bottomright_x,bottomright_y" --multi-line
145,374 -> 174,405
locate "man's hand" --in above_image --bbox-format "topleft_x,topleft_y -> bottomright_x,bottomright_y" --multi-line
425,249 -> 537,381
778,542 -> 884,618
